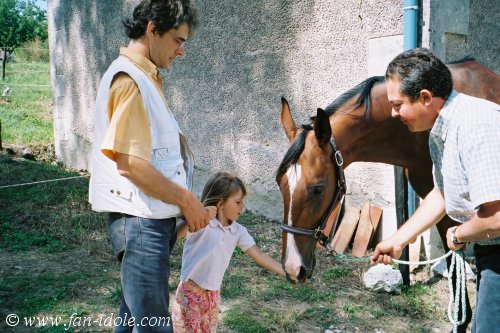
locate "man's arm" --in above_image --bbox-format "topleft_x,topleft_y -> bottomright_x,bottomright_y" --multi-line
371,187 -> 447,265
447,200 -> 500,250
115,152 -> 209,232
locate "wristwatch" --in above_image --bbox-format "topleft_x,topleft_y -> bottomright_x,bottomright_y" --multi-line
451,226 -> 465,245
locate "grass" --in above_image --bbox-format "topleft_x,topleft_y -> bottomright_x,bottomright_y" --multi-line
1,58 -> 53,146
0,60 -> 458,332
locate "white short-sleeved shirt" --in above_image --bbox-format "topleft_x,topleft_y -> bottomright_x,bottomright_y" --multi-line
180,219 -> 256,290
429,90 -> 500,245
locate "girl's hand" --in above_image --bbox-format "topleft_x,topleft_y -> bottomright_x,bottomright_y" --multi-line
205,206 -> 217,220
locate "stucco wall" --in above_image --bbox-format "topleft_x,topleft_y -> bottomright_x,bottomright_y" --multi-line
48,0 -> 498,223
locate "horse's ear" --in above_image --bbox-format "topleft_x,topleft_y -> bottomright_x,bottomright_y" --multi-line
313,108 -> 331,146
280,97 -> 299,142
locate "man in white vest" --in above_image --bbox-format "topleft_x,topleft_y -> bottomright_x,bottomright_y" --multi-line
89,1 -> 210,332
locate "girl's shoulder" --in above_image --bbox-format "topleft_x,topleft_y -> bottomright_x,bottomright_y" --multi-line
232,221 -> 253,236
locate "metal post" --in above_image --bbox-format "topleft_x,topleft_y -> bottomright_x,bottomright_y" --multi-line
2,47 -> 7,80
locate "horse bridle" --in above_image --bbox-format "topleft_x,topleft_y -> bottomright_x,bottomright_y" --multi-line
280,136 -> 347,254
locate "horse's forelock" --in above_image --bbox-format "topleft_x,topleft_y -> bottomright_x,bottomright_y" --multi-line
276,125 -> 312,182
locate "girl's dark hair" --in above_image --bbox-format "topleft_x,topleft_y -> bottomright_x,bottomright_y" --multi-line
201,172 -> 247,207
385,48 -> 452,102
123,0 -> 199,39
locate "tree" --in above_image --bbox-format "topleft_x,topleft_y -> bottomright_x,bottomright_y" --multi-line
0,0 -> 47,52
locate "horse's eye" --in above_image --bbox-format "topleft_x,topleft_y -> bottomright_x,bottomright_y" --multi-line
312,185 -> 325,194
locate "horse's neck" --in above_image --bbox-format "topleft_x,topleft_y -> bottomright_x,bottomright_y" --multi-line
330,83 -> 424,169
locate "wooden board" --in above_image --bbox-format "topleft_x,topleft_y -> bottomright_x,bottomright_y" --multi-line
367,204 -> 383,249
331,206 -> 360,254
351,203 -> 372,257
409,235 -> 422,272
352,203 -> 383,257
316,198 -> 343,249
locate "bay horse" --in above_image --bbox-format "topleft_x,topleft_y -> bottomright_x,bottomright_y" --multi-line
276,57 -> 499,332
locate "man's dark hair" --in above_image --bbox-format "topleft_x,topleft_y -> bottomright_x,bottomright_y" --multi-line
123,0 -> 199,39
385,48 -> 453,102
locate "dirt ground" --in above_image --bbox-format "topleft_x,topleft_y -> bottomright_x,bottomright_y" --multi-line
0,236 -> 478,333
0,146 -> 477,333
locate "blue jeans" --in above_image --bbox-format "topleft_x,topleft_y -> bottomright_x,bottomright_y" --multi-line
472,244 -> 500,333
108,213 -> 177,333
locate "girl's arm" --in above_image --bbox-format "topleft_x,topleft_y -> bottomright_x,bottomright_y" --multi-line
245,245 -> 286,277
176,218 -> 189,239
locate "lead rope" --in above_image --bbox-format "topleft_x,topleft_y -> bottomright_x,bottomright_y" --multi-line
331,249 -> 467,333
393,250 -> 467,333
446,250 -> 467,333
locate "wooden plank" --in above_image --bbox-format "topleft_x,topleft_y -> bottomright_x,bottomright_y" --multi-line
367,204 -> 383,249
352,203 -> 373,257
409,235 -> 422,272
316,199 -> 343,249
331,206 -> 360,254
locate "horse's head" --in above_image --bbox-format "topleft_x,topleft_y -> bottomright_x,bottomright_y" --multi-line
277,97 -> 344,283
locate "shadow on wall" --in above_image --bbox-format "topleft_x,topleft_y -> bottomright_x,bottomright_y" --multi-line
50,0 -> 133,170
163,0 -> 300,218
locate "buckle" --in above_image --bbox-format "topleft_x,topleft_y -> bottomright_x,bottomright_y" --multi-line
334,151 -> 344,166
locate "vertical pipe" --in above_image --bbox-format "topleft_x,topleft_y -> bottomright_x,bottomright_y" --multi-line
396,0 -> 419,286
403,0 -> 419,51
404,0 -> 419,217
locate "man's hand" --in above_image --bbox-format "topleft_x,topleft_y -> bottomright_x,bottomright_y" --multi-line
181,193 -> 211,232
370,237 -> 404,265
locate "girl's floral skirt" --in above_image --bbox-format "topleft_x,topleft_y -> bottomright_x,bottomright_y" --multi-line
172,280 -> 220,333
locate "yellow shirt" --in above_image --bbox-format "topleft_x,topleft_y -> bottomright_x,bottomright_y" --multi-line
101,47 -> 166,162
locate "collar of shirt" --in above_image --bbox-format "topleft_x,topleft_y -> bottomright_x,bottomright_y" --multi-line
431,90 -> 459,141
119,47 -> 160,82
209,219 -> 238,234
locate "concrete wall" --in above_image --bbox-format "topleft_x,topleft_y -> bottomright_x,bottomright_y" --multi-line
48,0 -> 498,226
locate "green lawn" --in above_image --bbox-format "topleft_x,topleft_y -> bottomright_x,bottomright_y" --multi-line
1,60 -> 53,146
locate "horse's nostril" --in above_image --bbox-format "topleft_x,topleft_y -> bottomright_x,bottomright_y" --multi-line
297,266 -> 308,282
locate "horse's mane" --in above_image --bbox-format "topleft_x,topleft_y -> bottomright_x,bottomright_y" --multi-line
277,77 -> 386,177
276,124 -> 312,181
446,55 -> 475,65
323,76 -> 385,118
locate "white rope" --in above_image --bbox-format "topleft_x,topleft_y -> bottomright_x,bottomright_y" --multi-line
335,249 -> 468,332
392,249 -> 453,265
447,250 -> 467,333
0,175 -> 88,189
3,83 -> 51,87
393,250 -> 467,333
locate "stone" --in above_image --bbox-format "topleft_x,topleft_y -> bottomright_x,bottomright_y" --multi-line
363,263 -> 403,293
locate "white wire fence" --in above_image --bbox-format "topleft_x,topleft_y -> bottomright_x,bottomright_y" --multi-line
1,47 -> 50,81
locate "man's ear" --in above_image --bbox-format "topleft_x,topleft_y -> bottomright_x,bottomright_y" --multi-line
420,89 -> 433,105
146,21 -> 157,37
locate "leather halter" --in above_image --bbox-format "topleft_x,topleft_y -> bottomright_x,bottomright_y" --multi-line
281,136 -> 347,254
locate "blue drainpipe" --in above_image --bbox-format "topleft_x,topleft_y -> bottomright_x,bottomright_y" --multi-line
403,0 -> 419,216
404,0 -> 418,51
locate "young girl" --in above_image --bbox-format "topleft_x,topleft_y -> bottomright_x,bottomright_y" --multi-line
172,171 -> 285,333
